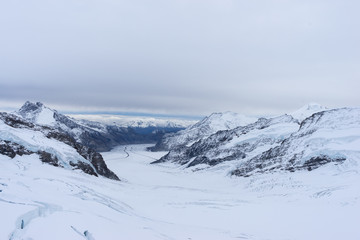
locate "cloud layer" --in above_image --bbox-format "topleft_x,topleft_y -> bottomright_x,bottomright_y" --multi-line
0,0 -> 359,116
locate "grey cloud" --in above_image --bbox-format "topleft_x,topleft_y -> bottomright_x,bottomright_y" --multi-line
0,0 -> 359,116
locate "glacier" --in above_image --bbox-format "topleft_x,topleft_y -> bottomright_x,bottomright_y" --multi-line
0,144 -> 359,239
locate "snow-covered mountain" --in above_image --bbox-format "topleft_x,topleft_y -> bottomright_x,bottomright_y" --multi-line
0,112 -> 119,180
1,105 -> 360,239
69,114 -> 196,129
153,114 -> 299,167
150,111 -> 257,151
152,105 -> 360,176
15,101 -> 184,151
232,107 -> 360,176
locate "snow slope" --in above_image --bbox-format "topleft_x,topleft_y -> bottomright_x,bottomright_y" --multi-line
1,144 -> 359,240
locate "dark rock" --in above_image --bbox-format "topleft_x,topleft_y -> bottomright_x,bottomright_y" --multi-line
69,161 -> 98,177
46,131 -> 120,180
38,151 -> 60,167
0,140 -> 34,158
0,112 -> 35,129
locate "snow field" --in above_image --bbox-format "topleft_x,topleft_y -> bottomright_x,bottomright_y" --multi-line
0,144 -> 360,240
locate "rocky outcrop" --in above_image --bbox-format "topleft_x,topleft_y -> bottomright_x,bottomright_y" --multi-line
46,131 -> 119,180
0,140 -> 34,158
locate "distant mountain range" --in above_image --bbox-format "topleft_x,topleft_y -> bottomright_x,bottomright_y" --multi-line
69,114 -> 196,129
152,103 -> 360,177
1,101 -> 359,179
16,101 -> 186,152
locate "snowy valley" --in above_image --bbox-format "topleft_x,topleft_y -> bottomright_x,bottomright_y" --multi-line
1,102 -> 360,239
1,145 -> 359,240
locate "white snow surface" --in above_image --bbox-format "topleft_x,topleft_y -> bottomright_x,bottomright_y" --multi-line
33,107 -> 56,126
1,144 -> 359,240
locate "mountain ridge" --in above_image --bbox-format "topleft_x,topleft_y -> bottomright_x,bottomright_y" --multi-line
151,104 -> 360,177
149,111 -> 257,151
15,101 -> 185,152
0,111 -> 119,180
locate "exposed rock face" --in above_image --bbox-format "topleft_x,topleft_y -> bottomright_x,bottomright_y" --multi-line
0,140 -> 33,158
231,108 -> 360,177
150,112 -> 257,151
153,115 -> 299,167
38,151 -> 61,167
0,112 -> 36,129
46,131 -> 119,180
0,112 -> 119,181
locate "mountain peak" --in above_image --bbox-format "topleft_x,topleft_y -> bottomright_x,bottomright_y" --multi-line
290,103 -> 328,122
194,111 -> 257,130
19,101 -> 44,112
17,101 -> 56,125
302,102 -> 326,110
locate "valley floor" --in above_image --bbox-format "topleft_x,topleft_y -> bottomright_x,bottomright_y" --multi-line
1,144 -> 360,240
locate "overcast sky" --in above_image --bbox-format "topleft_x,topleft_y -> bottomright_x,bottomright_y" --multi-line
0,0 -> 359,118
